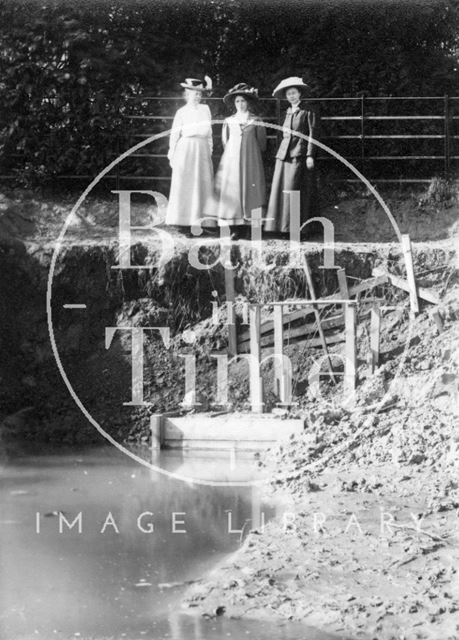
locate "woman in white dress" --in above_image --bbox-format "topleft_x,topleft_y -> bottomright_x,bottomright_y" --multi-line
212,83 -> 267,237
165,77 -> 214,228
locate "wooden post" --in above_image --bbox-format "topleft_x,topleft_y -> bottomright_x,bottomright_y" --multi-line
249,304 -> 263,413
344,303 -> 357,404
225,264 -> 237,357
337,267 -> 350,299
150,414 -> 164,452
370,305 -> 381,372
401,234 -> 419,315
273,305 -> 291,404
301,254 -> 337,383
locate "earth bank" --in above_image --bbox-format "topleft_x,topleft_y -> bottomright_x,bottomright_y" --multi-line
182,291 -> 459,639
0,189 -> 458,639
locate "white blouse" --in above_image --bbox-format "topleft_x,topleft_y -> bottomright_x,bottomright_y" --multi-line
167,103 -> 213,162
221,114 -> 257,147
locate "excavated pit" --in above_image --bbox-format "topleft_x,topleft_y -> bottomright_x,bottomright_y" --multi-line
0,233 -> 454,447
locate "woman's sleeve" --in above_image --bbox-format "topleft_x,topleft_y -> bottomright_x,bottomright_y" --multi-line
256,118 -> 267,153
167,110 -> 182,162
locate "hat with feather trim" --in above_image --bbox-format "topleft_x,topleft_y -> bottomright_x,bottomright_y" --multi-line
223,82 -> 259,107
180,76 -> 213,92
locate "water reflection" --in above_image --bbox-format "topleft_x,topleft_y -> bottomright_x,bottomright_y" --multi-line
0,447 -> 337,640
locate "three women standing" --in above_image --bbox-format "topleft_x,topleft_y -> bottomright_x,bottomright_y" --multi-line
166,75 -> 319,235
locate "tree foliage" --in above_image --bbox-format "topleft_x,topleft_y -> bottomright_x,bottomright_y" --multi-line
0,0 -> 458,184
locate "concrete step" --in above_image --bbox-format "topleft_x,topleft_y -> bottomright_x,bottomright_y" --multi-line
153,413 -> 304,451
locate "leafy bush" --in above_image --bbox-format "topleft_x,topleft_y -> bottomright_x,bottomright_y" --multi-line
0,0 -> 458,186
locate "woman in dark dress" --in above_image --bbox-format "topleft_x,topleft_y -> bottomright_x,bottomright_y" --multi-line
265,76 -> 319,235
211,83 -> 267,235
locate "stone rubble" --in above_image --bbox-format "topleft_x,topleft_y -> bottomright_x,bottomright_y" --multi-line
183,283 -> 459,640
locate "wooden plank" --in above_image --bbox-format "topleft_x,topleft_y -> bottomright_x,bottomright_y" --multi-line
163,416 -> 304,442
370,306 -> 381,372
350,274 -> 388,296
273,306 -> 287,403
372,267 -> 440,305
298,254 -> 337,383
150,414 -> 164,451
241,302 -> 249,325
225,266 -> 237,356
337,268 -> 350,298
344,304 -> 357,402
239,313 -> 345,349
249,305 -> 263,412
237,274 -> 389,344
239,331 -> 345,354
401,234 -> 420,314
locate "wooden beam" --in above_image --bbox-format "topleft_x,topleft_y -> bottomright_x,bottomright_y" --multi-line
299,254 -> 337,383
349,274 -> 388,297
239,331 -> 344,355
224,265 -> 237,356
238,312 -> 345,349
150,414 -> 164,451
370,306 -> 381,372
344,303 -> 357,403
273,306 -> 286,403
249,305 -> 263,413
237,274 -> 389,344
337,267 -> 350,299
239,331 -> 345,354
401,234 -> 419,314
372,267 -> 440,306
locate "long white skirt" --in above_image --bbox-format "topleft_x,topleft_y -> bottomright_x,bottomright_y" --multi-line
165,136 -> 215,226
213,132 -> 244,225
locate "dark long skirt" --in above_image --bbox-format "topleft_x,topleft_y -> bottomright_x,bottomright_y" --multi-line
265,157 -> 317,233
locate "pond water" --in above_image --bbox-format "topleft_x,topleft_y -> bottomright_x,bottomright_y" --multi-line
0,446 -> 340,640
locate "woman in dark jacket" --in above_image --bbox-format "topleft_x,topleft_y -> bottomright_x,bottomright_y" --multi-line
265,76 -> 319,235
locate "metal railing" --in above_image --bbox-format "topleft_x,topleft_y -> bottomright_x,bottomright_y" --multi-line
112,94 -> 458,187
1,95 -> 457,186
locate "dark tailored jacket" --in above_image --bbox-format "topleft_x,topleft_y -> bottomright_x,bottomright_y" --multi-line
275,104 -> 320,161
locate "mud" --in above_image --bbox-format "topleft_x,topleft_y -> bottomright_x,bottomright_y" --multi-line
183,289 -> 459,639
1,189 -> 458,639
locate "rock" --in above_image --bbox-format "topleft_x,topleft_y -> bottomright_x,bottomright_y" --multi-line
408,452 -> 426,465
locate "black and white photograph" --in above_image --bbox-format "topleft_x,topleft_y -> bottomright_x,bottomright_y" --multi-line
0,1 -> 458,639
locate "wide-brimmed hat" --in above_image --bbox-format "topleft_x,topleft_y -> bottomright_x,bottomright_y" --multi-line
223,83 -> 259,107
272,76 -> 310,99
180,76 -> 213,92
